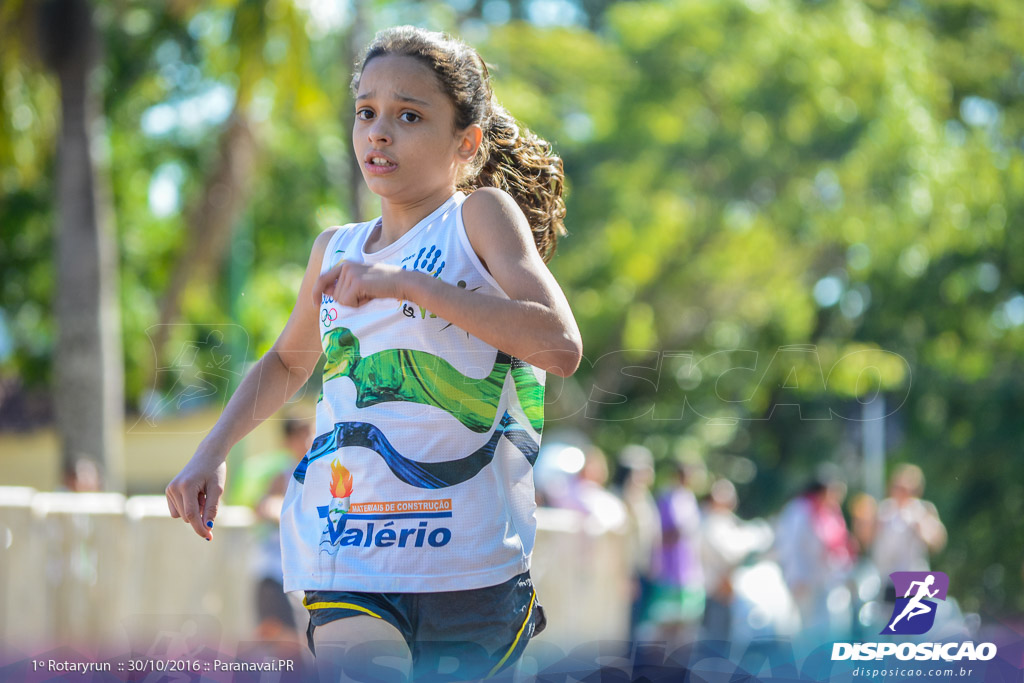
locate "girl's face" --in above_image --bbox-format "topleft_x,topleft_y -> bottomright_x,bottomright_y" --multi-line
352,54 -> 479,204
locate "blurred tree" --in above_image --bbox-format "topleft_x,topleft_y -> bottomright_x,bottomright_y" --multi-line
481,0 -> 1023,612
149,0 -> 309,383
340,0 -> 369,219
0,0 -> 126,490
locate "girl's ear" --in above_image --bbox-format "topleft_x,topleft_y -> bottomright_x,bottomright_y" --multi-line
457,124 -> 484,161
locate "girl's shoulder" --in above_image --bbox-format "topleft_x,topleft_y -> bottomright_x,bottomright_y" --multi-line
314,219 -> 375,257
462,186 -> 522,223
313,225 -> 342,249
460,187 -> 531,256
306,223 -> 364,275
317,220 -> 370,243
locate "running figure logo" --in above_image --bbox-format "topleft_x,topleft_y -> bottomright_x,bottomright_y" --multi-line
882,571 -> 949,635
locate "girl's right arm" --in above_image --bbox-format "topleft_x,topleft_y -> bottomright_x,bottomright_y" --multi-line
165,227 -> 338,540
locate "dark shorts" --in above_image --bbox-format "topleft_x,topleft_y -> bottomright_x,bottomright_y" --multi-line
304,570 -> 546,680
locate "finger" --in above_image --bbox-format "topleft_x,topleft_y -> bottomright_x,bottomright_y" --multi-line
332,274 -> 353,308
338,268 -> 367,308
312,275 -> 333,307
165,487 -> 181,519
202,484 -> 223,540
196,491 -> 212,541
181,486 -> 206,538
313,264 -> 344,307
337,282 -> 361,308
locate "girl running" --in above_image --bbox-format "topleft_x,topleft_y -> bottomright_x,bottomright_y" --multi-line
166,25 -> 582,681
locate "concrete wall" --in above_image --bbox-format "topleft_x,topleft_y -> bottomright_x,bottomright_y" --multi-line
0,487 -> 628,655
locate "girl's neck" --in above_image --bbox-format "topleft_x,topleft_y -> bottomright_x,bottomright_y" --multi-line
369,186 -> 458,252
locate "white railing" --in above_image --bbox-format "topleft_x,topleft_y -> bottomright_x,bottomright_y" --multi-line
0,487 -> 629,653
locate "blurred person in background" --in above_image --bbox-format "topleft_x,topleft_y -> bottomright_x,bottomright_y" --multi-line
612,445 -> 661,639
700,478 -> 773,641
849,492 -> 878,560
645,462 -> 705,646
869,464 -> 947,599
225,416 -> 312,509
550,445 -> 627,532
246,415 -> 314,645
775,472 -> 855,635
59,457 -> 102,492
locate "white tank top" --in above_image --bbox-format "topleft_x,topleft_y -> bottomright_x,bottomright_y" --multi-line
280,191 -> 546,593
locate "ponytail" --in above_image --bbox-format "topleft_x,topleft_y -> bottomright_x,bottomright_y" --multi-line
353,26 -> 568,262
462,100 -> 566,263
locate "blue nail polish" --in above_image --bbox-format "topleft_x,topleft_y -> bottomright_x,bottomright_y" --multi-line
206,521 -> 214,528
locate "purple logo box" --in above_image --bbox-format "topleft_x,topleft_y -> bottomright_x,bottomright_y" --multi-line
882,571 -> 949,635
889,571 -> 949,601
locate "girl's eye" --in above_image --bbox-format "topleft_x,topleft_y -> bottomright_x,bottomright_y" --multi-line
400,112 -> 420,123
356,109 -> 374,120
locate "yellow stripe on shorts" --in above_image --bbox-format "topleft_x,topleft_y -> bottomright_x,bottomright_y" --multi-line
487,591 -> 536,678
302,598 -> 383,620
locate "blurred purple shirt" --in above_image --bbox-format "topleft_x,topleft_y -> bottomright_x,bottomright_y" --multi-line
655,486 -> 703,587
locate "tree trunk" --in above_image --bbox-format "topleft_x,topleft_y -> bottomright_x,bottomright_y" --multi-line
148,108 -> 257,385
342,2 -> 368,218
42,0 -> 125,491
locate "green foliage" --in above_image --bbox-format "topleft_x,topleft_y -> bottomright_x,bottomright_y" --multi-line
481,0 -> 1023,612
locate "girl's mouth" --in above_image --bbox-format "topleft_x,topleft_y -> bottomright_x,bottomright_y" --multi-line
365,155 -> 398,175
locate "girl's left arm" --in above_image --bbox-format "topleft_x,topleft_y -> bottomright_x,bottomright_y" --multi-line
317,187 -> 582,377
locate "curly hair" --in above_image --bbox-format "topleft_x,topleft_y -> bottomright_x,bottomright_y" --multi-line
351,26 -> 567,262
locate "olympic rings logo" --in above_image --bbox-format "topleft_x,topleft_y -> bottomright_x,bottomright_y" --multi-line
321,308 -> 338,325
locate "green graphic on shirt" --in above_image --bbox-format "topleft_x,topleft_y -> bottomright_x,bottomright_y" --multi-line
511,362 -> 545,427
321,326 -> 544,433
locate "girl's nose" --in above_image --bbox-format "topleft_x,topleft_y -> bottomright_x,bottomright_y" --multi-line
369,120 -> 391,144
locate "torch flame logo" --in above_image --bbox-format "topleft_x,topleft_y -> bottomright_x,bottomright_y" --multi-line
330,460 -> 353,499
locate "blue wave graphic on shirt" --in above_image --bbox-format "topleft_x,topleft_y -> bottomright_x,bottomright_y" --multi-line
292,411 -> 537,488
